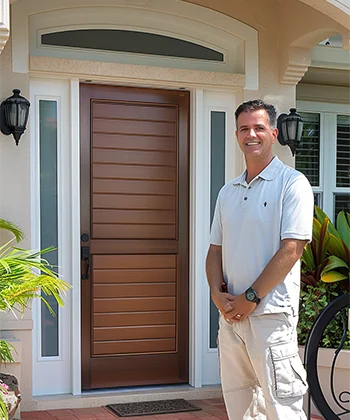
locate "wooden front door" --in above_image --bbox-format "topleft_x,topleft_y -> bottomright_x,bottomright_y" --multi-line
80,84 -> 189,390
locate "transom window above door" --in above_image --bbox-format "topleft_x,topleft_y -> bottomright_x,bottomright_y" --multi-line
41,29 -> 224,62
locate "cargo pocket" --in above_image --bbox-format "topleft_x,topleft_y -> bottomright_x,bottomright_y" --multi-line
269,341 -> 308,399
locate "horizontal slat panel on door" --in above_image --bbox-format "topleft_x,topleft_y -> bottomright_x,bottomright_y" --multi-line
93,102 -> 177,121
93,179 -> 175,195
93,194 -> 175,210
94,268 -> 176,283
94,311 -> 175,327
93,254 -> 176,269
93,119 -> 176,137
93,297 -> 176,312
93,224 -> 176,239
94,338 -> 176,355
93,164 -> 176,181
93,283 -> 175,298
92,134 -> 176,152
94,325 -> 175,341
93,149 -> 176,166
93,209 -> 175,224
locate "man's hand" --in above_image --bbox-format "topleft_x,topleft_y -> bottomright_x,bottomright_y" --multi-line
222,293 -> 257,323
211,283 -> 236,315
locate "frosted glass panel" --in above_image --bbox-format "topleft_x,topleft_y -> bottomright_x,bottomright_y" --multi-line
209,111 -> 226,349
39,100 -> 59,357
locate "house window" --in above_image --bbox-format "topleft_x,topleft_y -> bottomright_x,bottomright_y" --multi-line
295,107 -> 350,221
209,111 -> 226,349
39,100 -> 59,357
41,30 -> 224,62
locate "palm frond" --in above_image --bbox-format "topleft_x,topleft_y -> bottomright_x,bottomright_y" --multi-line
0,245 -> 71,314
0,395 -> 8,420
0,219 -> 23,243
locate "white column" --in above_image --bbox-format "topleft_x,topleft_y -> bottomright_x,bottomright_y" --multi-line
0,0 -> 9,54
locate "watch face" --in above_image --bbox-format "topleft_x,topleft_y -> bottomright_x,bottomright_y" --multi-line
246,290 -> 255,301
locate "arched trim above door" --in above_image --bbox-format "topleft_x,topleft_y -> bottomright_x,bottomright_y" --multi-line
12,0 -> 258,89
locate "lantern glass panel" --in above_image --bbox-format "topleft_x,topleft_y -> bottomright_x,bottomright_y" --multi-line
281,121 -> 288,142
18,104 -> 28,127
287,119 -> 297,141
297,121 -> 304,140
7,104 -> 18,127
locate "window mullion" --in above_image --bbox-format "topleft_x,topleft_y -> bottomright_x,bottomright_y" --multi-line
322,113 -> 337,221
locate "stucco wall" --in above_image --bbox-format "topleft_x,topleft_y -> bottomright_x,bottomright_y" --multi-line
0,38 -> 33,403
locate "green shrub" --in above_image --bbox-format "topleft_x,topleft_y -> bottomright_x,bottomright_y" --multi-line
298,207 -> 349,349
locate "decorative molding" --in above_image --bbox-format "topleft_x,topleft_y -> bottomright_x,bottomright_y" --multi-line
0,0 -> 10,54
12,0 -> 258,88
0,319 -> 34,330
280,46 -> 311,85
29,56 -> 246,89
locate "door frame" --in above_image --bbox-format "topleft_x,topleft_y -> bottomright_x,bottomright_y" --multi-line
30,75 -> 241,395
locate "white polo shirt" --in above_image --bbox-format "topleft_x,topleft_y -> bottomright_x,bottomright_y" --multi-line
210,156 -> 314,316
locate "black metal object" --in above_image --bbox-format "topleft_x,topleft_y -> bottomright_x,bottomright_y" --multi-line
81,246 -> 90,280
304,293 -> 350,419
0,89 -> 30,145
277,108 -> 303,156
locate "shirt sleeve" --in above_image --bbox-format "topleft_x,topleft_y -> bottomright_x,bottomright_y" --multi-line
281,174 -> 314,242
210,190 -> 223,246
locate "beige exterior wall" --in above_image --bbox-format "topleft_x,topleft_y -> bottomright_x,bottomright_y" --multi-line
0,38 -> 33,401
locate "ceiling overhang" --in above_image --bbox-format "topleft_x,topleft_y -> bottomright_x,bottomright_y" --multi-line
0,0 -> 9,54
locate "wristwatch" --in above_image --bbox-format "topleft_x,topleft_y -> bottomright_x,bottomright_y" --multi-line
245,287 -> 261,305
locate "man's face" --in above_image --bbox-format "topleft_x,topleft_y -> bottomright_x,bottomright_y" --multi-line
235,109 -> 278,161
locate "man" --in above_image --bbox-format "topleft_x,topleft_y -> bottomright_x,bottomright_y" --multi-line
206,99 -> 314,419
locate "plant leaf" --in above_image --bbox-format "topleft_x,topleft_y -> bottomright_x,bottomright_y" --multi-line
315,206 -> 340,239
317,218 -> 330,266
321,255 -> 349,274
328,233 -> 347,261
301,243 -> 315,270
321,271 -> 348,283
336,211 -> 350,250
0,219 -> 24,242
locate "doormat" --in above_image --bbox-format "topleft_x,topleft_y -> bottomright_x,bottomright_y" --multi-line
106,398 -> 202,417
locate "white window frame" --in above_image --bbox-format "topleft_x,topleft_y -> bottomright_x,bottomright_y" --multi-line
200,90 -> 241,385
30,79 -> 75,395
297,101 -> 350,221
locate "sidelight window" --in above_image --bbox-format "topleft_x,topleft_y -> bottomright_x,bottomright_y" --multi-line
39,100 -> 59,357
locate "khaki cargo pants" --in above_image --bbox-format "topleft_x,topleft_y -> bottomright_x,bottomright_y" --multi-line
218,312 -> 308,420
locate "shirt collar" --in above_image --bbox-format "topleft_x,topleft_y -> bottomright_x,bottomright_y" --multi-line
231,156 -> 282,186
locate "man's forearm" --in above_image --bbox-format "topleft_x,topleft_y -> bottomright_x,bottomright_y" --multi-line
252,238 -> 307,299
206,244 -> 224,292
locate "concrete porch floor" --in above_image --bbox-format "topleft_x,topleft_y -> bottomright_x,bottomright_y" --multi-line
21,397 -> 324,420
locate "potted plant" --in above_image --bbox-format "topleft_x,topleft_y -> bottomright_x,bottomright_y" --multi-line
298,206 -> 349,348
0,219 -> 70,419
298,206 -> 349,417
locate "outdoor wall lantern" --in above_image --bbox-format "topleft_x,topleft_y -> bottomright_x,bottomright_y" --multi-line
0,89 -> 30,146
277,108 -> 303,156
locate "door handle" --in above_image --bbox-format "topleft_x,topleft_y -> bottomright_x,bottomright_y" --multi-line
81,246 -> 90,280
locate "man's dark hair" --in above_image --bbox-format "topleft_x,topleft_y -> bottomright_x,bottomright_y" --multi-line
235,99 -> 277,128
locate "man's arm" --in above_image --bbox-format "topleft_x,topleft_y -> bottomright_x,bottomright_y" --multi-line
206,244 -> 235,314
223,238 -> 307,321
